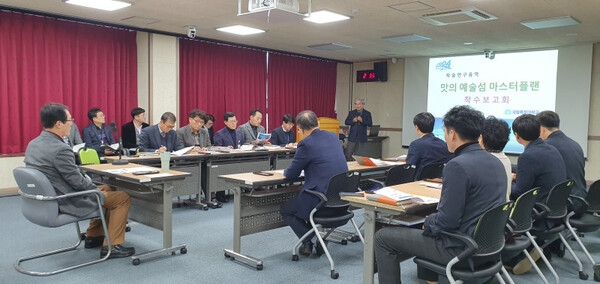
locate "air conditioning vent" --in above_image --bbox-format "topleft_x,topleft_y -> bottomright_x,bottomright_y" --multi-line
248,0 -> 300,13
420,7 -> 497,26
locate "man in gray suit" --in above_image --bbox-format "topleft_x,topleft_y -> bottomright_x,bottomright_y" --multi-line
24,103 -> 135,259
238,108 -> 267,145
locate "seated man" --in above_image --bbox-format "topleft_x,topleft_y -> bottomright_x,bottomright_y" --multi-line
280,110 -> 348,256
479,116 -> 512,200
121,107 -> 149,150
270,113 -> 296,147
177,109 -> 211,151
64,121 -> 83,147
82,107 -> 116,157
204,113 -> 215,145
406,112 -> 452,179
374,105 -> 507,283
138,112 -> 184,153
25,103 -> 134,258
214,112 -> 245,148
238,109 -> 266,145
537,110 -> 587,212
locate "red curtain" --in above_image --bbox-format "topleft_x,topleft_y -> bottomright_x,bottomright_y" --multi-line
267,53 -> 337,132
179,39 -> 267,131
0,11 -> 137,154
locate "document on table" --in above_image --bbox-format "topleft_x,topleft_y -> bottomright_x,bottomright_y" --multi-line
72,143 -> 86,153
171,146 -> 194,156
103,167 -> 157,174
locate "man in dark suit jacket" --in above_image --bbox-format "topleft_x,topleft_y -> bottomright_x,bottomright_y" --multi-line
25,103 -> 135,258
138,112 -> 183,153
82,107 -> 116,157
121,107 -> 149,149
270,113 -> 296,147
280,110 -> 348,256
344,98 -> 372,160
537,110 -> 587,211
375,106 -> 507,283
406,112 -> 453,179
214,112 -> 245,148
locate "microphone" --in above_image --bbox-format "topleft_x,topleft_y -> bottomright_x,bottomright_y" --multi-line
110,121 -> 129,165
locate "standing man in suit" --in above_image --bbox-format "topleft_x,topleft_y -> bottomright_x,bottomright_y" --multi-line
138,112 -> 183,153
406,112 -> 453,179
270,113 -> 296,147
344,98 -> 372,160
121,107 -> 149,150
82,107 -> 116,157
280,110 -> 348,256
537,110 -> 587,211
25,103 -> 135,258
374,105 -> 506,283
177,109 -> 211,151
238,109 -> 267,145
214,112 -> 245,148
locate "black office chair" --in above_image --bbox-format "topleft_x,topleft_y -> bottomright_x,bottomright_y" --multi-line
416,161 -> 445,180
413,202 -> 515,284
529,179 -> 590,280
291,171 -> 364,279
565,180 -> 600,281
502,187 -> 551,284
13,167 -> 111,276
384,164 -> 416,186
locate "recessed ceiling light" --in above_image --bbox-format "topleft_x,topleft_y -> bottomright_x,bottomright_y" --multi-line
463,42 -> 473,45
521,16 -> 580,29
304,10 -> 350,24
383,34 -> 431,43
216,25 -> 265,36
64,0 -> 131,11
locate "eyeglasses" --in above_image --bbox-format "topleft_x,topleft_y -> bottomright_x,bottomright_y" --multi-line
65,118 -> 75,123
192,118 -> 204,124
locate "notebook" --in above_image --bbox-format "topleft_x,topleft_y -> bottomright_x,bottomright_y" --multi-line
368,125 -> 380,137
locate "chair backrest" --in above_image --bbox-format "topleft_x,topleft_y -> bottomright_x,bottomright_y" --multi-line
13,167 -> 60,227
509,187 -> 540,233
544,179 -> 573,219
585,180 -> 600,212
472,202 -> 514,256
78,148 -> 100,165
417,162 -> 445,180
385,164 -> 416,186
325,171 -> 361,206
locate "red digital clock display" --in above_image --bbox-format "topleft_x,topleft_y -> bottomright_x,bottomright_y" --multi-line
356,70 -> 378,82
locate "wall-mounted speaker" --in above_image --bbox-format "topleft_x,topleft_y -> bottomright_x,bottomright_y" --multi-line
374,61 -> 388,82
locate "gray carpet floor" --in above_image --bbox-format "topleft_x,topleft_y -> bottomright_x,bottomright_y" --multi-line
1,194 -> 599,284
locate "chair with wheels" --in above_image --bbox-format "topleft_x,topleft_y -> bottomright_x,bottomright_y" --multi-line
502,187 -> 552,284
413,202 -> 515,284
565,179 -> 600,281
529,179 -> 590,280
291,171 -> 365,279
416,161 -> 445,180
13,167 -> 111,276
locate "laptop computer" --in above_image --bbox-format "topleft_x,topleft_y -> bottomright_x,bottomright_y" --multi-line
368,125 -> 380,137
353,155 -> 378,166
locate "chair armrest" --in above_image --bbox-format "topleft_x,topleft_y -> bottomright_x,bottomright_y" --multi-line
439,231 -> 478,261
505,220 -> 516,238
568,194 -> 589,214
304,189 -> 328,210
532,202 -> 550,220
19,188 -> 105,205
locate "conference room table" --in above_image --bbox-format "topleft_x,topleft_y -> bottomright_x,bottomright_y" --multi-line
80,163 -> 191,265
217,161 -> 402,270
104,147 -> 296,209
341,181 -> 442,284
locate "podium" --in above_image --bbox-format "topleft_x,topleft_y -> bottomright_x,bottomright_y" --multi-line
296,117 -> 339,142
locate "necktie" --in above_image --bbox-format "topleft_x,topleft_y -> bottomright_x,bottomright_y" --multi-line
161,132 -> 166,138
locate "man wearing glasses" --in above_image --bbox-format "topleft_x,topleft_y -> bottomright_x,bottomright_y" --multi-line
177,109 -> 211,151
138,112 -> 184,153
82,107 -> 116,157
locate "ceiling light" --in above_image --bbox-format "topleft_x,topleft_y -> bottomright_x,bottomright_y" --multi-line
383,34 -> 431,43
521,16 -> 580,30
64,0 -> 131,11
304,10 -> 350,24
216,25 -> 265,36
308,43 -> 351,50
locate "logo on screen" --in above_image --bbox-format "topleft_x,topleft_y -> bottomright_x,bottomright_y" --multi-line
435,60 -> 451,70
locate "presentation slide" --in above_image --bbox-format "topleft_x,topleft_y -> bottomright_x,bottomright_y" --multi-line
427,50 -> 558,153
403,44 -> 592,156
